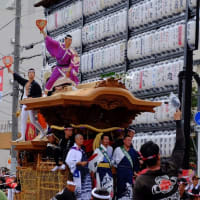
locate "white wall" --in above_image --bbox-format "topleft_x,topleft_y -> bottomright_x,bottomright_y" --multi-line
0,149 -> 10,169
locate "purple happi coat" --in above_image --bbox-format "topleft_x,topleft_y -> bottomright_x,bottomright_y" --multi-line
45,36 -> 79,90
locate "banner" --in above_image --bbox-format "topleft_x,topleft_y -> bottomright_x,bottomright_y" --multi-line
0,69 -> 3,101
25,122 -> 37,141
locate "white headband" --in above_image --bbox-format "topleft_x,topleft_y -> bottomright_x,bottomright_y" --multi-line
28,69 -> 35,72
67,181 -> 76,186
91,188 -> 110,199
128,128 -> 135,132
47,133 -> 54,137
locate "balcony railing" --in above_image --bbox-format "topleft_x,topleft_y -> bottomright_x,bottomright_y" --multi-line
0,121 -> 12,133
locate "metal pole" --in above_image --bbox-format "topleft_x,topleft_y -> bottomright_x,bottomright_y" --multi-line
181,0 -> 193,169
197,86 -> 200,176
181,50 -> 193,169
10,0 -> 21,174
125,0 -> 130,72
197,131 -> 200,176
181,0 -> 200,169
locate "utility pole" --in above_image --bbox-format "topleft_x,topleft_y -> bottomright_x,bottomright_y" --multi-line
197,85 -> 200,176
10,0 -> 21,174
180,0 -> 199,169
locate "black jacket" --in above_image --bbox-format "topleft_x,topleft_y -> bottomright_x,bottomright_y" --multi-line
59,136 -> 74,163
180,192 -> 190,200
53,188 -> 76,200
134,120 -> 185,200
13,73 -> 42,99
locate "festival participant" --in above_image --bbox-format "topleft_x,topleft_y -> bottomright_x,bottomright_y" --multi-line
187,176 -> 200,199
45,129 -> 61,172
112,135 -> 140,200
127,127 -> 135,139
133,110 -> 184,200
51,180 -> 76,200
112,130 -> 124,150
5,175 -> 18,200
7,67 -> 46,141
58,125 -> 74,171
178,178 -> 190,200
89,134 -> 113,197
91,188 -> 111,200
0,190 -> 7,200
66,134 -> 92,200
40,29 -> 79,94
127,127 -> 141,179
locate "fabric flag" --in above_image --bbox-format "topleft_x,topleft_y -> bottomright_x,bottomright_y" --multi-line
0,70 -> 3,101
25,122 -> 37,141
38,112 -> 47,129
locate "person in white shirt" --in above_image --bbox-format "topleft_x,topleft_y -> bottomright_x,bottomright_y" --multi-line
89,134 -> 113,198
7,67 -> 46,141
66,134 -> 92,200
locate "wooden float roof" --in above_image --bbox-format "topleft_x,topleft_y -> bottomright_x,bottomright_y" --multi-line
20,79 -> 161,129
21,80 -> 160,111
11,138 -> 48,151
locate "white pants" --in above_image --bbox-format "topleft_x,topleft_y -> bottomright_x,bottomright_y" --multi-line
21,105 -> 44,139
7,189 -> 14,200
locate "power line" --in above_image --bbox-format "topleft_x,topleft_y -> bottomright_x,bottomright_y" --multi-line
21,10 -> 44,18
2,99 -> 12,104
23,40 -> 43,50
0,11 -> 44,60
0,39 -> 43,61
0,10 -> 43,33
1,91 -> 13,98
0,110 -> 12,117
20,54 -> 41,61
0,52 -> 42,71
0,17 -> 16,31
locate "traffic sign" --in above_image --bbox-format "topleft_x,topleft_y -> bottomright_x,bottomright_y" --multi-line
194,112 -> 200,125
195,125 -> 200,132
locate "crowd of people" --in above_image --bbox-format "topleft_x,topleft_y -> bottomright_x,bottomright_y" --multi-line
0,167 -> 21,200
38,109 -> 197,200
3,66 -> 200,200
2,22 -> 200,200
4,59 -> 200,199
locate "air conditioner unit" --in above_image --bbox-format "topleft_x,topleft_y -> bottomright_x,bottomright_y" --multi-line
10,38 -> 15,44
6,0 -> 16,10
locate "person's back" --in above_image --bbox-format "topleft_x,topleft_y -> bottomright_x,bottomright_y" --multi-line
51,181 -> 76,200
0,190 -> 7,200
134,110 -> 184,200
134,164 -> 180,199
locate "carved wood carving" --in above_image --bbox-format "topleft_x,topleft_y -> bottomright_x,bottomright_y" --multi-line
95,78 -> 126,89
40,105 -> 138,129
